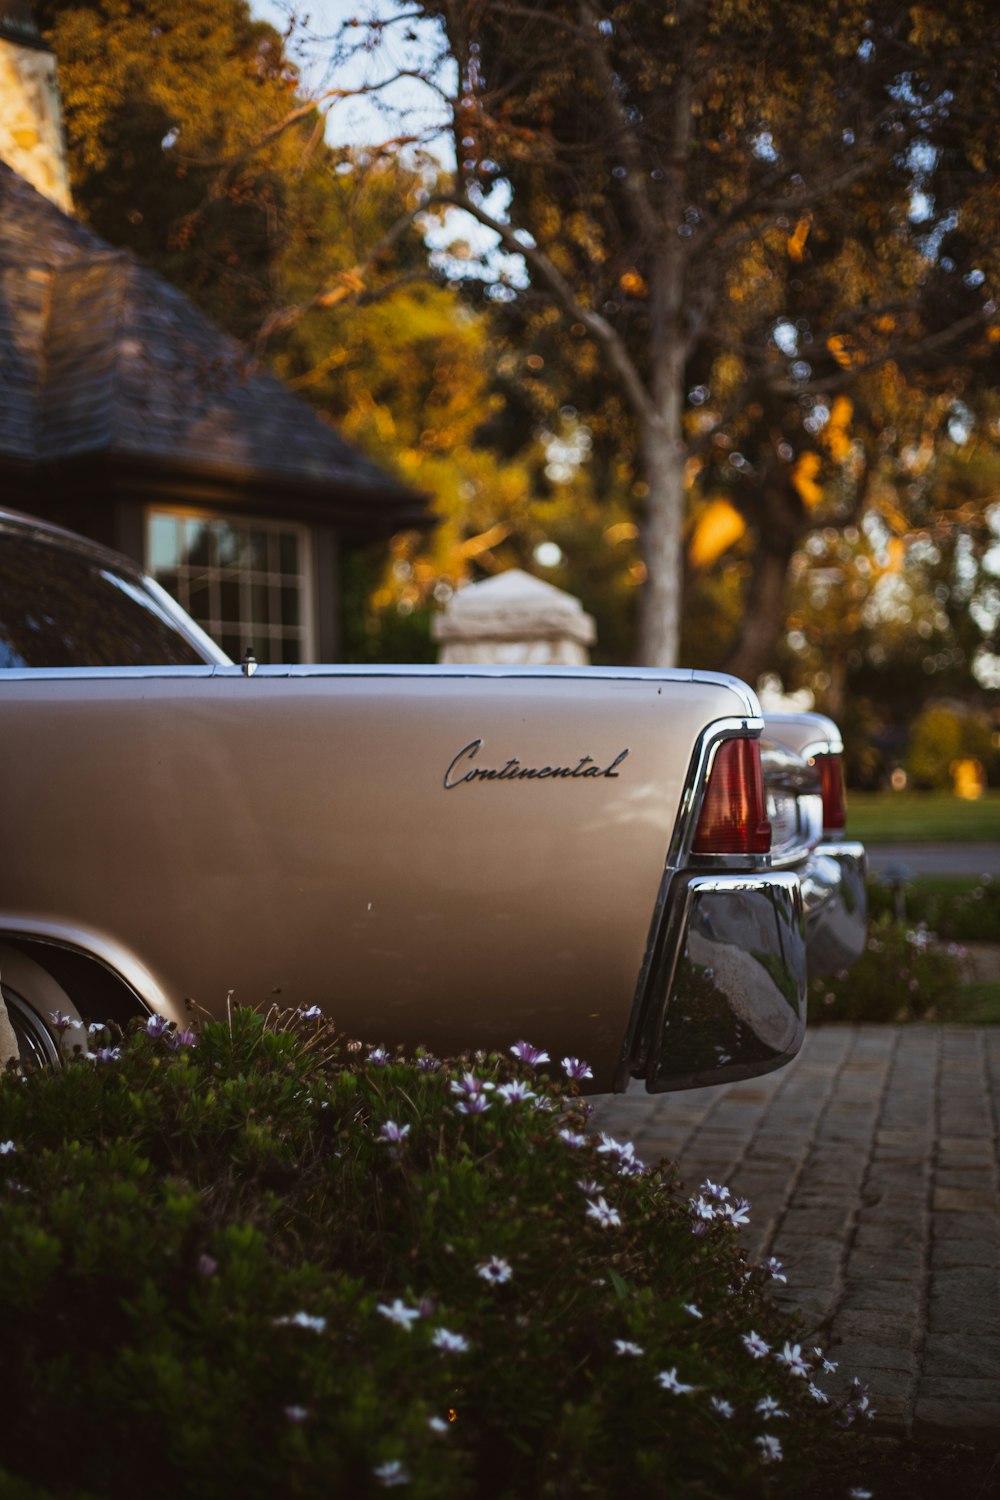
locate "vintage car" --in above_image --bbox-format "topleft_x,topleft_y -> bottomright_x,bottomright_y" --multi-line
0,508 -> 865,1090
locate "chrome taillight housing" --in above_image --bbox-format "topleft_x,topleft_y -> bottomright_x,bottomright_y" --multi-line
692,737 -> 772,855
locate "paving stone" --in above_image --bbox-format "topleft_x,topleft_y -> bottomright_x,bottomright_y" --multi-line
933,1186 -> 1000,1213
830,1311 -> 918,1346
937,1136 -> 997,1161
931,1211 -> 999,1242
827,1344 -> 918,1376
921,1334 -> 1000,1380
931,1238 -> 1000,1270
912,1397 -> 1000,1441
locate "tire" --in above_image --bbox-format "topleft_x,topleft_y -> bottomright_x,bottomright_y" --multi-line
0,942 -> 84,1070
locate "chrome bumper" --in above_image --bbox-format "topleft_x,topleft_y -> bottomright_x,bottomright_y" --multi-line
642,872 -> 807,1094
799,841 -> 868,977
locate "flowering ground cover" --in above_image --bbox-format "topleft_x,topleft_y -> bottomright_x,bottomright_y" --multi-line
0,1010 -> 874,1498
808,917 -> 969,1025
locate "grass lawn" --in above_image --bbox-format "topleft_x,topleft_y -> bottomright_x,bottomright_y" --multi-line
954,979 -> 1000,1025
847,789 -> 1000,843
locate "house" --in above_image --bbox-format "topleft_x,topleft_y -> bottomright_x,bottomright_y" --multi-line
0,0 -> 425,663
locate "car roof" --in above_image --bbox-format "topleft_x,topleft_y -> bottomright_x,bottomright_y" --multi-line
0,506 -> 149,580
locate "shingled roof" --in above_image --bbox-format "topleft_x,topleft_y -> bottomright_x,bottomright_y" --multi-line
0,162 -> 425,526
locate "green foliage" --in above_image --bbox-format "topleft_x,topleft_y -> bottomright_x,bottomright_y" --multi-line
905,704 -> 996,790
0,1013 -> 873,1498
808,918 -> 965,1025
40,0 -> 317,340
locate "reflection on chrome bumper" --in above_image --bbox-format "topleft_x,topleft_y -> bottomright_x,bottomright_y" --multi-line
645,872 -> 806,1094
801,841 -> 867,978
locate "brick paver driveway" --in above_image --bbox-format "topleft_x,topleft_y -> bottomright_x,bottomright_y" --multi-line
592,1026 -> 1000,1442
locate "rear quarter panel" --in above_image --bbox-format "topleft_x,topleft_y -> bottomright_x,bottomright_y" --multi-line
0,668 -> 755,1085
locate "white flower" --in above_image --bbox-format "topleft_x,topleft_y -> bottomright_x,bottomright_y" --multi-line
613,1339 -> 643,1356
496,1080 -> 537,1104
272,1312 -> 327,1333
450,1071 -> 495,1099
476,1256 -> 512,1285
690,1195 -> 716,1221
586,1195 -> 622,1229
592,1133 -> 645,1174
284,1405 -> 310,1422
377,1299 -> 422,1330
656,1367 -> 697,1394
776,1341 -> 810,1378
559,1128 -> 588,1148
710,1396 -> 734,1418
373,1459 -> 410,1487
755,1434 -> 783,1464
510,1041 -> 549,1066
722,1197 -> 751,1227
813,1346 -> 838,1373
561,1056 -> 594,1081
297,1005 -> 322,1020
432,1327 -> 469,1353
808,1382 -> 830,1404
683,1302 -> 702,1319
367,1047 -> 391,1066
763,1257 -> 787,1283
378,1121 -> 410,1144
577,1178 -> 601,1196
699,1179 -> 730,1202
847,1490 -> 874,1499
0,1141 -> 16,1156
427,1416 -> 450,1434
741,1330 -> 770,1359
454,1096 -> 491,1116
755,1396 -> 787,1419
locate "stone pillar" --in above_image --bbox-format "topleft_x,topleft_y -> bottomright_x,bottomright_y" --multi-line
0,1 -> 73,213
433,569 -> 596,666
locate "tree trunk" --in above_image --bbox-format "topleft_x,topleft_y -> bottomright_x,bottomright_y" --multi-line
722,534 -> 798,689
636,415 -> 688,667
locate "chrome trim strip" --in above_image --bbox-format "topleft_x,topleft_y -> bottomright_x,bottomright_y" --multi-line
0,921 -> 166,1019
801,737 -> 845,760
0,663 -> 760,706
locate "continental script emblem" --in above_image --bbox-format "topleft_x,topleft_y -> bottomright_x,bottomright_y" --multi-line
443,738 -> 629,789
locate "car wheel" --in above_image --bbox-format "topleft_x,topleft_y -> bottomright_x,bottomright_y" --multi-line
0,942 -> 84,1070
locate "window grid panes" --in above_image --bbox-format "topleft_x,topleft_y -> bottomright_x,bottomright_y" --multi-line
146,511 -> 313,665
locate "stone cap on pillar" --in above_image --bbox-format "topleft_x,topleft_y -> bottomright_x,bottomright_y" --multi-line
432,568 -> 596,666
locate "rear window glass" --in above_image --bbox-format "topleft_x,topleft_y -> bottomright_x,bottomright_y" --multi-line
0,533 -> 207,667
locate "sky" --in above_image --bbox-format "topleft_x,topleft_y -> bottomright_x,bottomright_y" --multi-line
250,0 -> 454,157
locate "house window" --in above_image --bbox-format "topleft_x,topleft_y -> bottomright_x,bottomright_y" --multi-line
146,510 -> 313,664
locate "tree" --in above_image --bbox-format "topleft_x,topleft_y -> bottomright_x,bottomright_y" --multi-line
39,0 -> 319,338
296,0 -> 999,671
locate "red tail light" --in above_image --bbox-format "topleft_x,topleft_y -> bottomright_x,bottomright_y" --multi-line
692,737 -> 772,855
815,752 -> 847,833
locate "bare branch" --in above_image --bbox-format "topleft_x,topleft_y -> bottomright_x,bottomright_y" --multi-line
768,308 -> 992,397
255,206 -> 420,349
426,189 -> 655,423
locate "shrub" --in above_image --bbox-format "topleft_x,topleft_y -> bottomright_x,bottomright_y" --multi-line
0,1012 -> 872,1499
867,874 -> 1000,943
808,917 -> 965,1025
